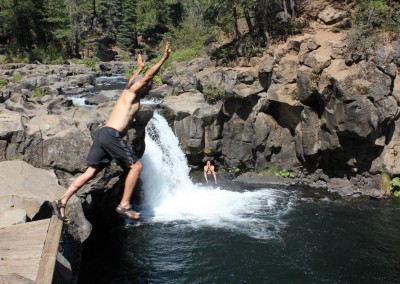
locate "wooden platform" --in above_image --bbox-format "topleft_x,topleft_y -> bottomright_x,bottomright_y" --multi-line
0,216 -> 63,284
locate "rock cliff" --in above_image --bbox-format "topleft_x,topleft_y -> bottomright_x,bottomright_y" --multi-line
160,16 -> 400,196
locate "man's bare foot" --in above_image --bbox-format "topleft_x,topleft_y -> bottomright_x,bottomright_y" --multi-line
116,204 -> 141,220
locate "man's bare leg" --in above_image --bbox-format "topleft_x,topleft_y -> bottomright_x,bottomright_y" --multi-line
55,165 -> 102,219
116,160 -> 142,219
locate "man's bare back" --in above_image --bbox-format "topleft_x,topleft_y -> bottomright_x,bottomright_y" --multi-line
107,42 -> 171,135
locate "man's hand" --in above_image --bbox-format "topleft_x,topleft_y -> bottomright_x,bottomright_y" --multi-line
136,51 -> 145,70
163,42 -> 171,60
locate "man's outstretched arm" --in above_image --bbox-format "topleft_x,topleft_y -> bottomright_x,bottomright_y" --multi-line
128,42 -> 171,92
143,42 -> 171,80
128,51 -> 145,84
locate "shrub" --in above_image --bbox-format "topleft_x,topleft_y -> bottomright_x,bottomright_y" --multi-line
202,83 -> 225,103
12,72 -> 23,83
82,57 -> 100,68
346,1 -> 400,51
229,167 -> 241,177
32,87 -> 45,98
275,169 -> 296,178
391,177 -> 400,197
259,167 -> 296,178
29,46 -> 65,64
0,77 -> 7,87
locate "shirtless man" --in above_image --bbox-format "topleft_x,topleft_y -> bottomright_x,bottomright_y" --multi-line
51,42 -> 171,222
204,160 -> 217,184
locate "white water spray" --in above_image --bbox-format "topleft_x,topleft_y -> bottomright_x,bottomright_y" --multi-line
140,113 -> 294,239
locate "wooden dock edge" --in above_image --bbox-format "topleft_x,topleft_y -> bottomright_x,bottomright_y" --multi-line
35,216 -> 63,284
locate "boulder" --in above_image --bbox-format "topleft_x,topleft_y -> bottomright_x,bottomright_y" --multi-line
0,161 -> 65,220
0,208 -> 27,227
318,7 -> 348,25
0,108 -> 25,161
84,90 -> 118,105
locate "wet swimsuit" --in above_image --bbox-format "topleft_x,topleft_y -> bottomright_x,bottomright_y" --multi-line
86,127 -> 138,166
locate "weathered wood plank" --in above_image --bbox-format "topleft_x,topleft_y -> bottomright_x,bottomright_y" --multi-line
35,216 -> 63,284
0,219 -> 49,239
0,217 -> 62,283
0,273 -> 36,284
0,219 -> 50,281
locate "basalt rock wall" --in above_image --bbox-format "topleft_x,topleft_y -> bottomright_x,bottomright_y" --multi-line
161,25 -> 400,196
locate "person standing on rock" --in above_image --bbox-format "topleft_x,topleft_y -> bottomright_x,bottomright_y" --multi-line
204,160 -> 217,184
51,42 -> 171,222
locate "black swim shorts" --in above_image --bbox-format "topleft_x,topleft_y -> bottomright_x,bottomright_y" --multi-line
86,127 -> 138,166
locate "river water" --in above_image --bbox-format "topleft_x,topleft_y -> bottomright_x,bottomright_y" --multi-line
78,76 -> 400,283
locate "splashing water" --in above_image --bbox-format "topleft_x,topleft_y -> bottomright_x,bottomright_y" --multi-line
140,113 -> 294,239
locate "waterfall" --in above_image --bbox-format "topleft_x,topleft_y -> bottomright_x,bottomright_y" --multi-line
141,112 -> 194,208
140,113 -> 294,239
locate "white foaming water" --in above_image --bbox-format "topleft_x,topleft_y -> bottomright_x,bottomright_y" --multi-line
140,113 -> 294,239
69,97 -> 87,107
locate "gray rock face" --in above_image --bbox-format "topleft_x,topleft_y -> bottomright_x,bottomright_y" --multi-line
161,30 -> 399,197
0,161 -> 65,220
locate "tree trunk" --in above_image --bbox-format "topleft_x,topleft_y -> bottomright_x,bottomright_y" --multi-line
75,24 -> 81,58
242,4 -> 254,37
134,28 -> 139,48
290,0 -> 296,19
233,4 -> 240,39
283,0 -> 288,20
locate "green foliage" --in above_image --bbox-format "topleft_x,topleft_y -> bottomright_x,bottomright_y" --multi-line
29,46 -> 65,64
164,47 -> 201,69
212,43 -> 238,60
202,83 -> 225,103
259,166 -> 296,178
391,176 -> 400,197
43,0 -> 71,46
12,72 -> 23,83
346,0 -> 400,51
229,166 -> 242,177
82,57 -> 100,68
32,87 -> 45,98
117,0 -> 137,52
212,34 -> 264,60
0,77 -> 8,87
268,19 -> 305,41
275,169 -> 296,178
118,49 -> 131,62
0,0 -> 307,62
346,25 -> 381,51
